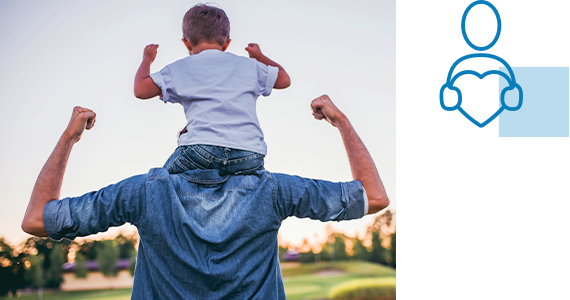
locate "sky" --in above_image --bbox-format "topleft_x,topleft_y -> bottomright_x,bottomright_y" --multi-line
0,0 -> 395,248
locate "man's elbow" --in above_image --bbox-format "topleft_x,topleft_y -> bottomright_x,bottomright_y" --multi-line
367,195 -> 390,215
21,219 -> 36,236
21,218 -> 47,237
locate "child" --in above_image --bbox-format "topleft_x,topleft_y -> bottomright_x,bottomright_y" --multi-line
134,4 -> 290,175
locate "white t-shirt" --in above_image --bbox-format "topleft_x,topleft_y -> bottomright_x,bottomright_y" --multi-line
150,49 -> 279,155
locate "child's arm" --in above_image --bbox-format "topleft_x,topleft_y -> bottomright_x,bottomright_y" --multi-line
245,43 -> 291,89
134,44 -> 162,99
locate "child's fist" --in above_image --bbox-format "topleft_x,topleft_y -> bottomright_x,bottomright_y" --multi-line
143,44 -> 159,62
245,43 -> 263,59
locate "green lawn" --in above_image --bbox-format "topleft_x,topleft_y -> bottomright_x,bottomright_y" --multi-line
4,261 -> 395,300
283,261 -> 396,300
5,289 -> 132,300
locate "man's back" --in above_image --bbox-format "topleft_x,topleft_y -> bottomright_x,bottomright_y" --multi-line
134,168 -> 283,299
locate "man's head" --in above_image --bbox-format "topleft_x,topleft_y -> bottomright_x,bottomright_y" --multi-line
182,4 -> 230,50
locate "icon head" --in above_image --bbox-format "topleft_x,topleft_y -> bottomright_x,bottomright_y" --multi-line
461,1 -> 501,51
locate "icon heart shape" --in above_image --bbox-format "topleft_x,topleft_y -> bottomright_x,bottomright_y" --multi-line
440,70 -> 523,128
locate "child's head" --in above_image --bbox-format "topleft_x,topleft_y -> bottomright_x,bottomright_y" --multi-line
182,4 -> 230,47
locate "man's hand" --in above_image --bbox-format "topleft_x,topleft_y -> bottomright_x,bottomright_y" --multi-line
143,44 -> 159,62
245,43 -> 263,59
63,107 -> 96,144
311,95 -> 347,128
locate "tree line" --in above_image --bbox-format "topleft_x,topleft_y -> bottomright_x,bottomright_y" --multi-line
0,234 -> 138,297
279,210 -> 396,268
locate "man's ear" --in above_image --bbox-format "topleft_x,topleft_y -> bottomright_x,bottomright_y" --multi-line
222,39 -> 231,51
182,38 -> 193,53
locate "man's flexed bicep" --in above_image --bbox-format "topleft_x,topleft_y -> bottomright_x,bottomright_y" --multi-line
272,173 -> 367,222
43,174 -> 148,240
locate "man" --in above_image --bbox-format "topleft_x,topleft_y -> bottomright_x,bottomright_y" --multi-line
22,95 -> 389,299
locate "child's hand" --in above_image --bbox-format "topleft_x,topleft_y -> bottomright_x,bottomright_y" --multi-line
143,44 -> 159,62
245,43 -> 264,59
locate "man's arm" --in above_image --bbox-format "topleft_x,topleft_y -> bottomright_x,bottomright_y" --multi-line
311,95 -> 389,214
245,43 -> 291,89
21,107 -> 96,236
134,44 -> 162,99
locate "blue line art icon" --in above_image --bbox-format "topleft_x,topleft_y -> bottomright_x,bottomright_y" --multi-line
440,0 -> 523,128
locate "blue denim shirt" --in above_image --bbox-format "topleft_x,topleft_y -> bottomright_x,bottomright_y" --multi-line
43,168 -> 367,299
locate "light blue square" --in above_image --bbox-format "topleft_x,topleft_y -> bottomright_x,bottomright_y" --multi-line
499,67 -> 569,137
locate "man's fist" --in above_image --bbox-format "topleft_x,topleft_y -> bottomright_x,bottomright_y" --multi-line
64,106 -> 96,143
143,44 -> 159,62
310,95 -> 346,128
245,43 -> 263,59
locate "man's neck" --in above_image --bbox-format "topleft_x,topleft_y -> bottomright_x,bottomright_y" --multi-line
191,42 -> 224,55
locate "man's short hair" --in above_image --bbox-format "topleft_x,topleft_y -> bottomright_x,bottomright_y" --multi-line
183,4 -> 230,47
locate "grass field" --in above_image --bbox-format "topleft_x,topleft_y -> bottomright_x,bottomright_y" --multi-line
4,261 -> 395,300
283,261 -> 396,300
5,289 -> 132,300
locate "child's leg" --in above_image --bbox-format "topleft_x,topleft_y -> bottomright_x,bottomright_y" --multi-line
165,145 -> 264,175
164,146 -> 184,173
224,149 -> 265,175
190,145 -> 265,175
164,145 -> 210,174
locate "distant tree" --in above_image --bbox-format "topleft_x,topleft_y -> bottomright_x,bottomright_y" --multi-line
77,240 -> 104,260
26,255 -> 46,299
351,237 -> 369,261
128,257 -> 137,277
22,237 -> 71,288
278,246 -> 287,262
369,231 -> 388,265
74,252 -> 88,279
112,234 -> 138,277
299,250 -> 316,264
47,244 -> 65,288
128,244 -> 137,277
320,243 -> 334,262
367,210 -> 396,243
333,236 -> 348,261
0,238 -> 26,296
96,240 -> 119,278
389,232 -> 396,268
115,234 -> 137,259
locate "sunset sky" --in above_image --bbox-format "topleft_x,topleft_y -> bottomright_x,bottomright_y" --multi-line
0,0 -> 395,248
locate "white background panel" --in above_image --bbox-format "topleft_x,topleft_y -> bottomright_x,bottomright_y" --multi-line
397,1 -> 570,299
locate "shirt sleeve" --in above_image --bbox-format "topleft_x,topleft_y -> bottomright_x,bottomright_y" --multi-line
271,173 -> 367,222
150,66 -> 180,104
42,174 -> 149,241
256,62 -> 279,97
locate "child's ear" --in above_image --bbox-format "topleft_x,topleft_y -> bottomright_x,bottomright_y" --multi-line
182,38 -> 193,53
222,39 -> 231,51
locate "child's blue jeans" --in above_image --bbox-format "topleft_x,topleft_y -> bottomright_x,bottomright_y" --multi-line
164,144 -> 265,175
